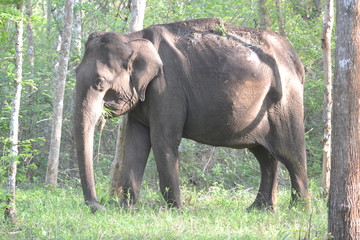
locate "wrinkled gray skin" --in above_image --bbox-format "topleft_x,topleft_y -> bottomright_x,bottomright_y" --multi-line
75,18 -> 309,212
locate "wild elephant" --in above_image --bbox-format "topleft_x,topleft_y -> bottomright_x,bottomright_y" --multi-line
74,18 -> 309,212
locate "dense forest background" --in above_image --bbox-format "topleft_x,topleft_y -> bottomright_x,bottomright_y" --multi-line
0,0 -> 326,196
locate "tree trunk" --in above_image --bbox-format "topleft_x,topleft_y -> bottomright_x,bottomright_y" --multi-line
67,0 -> 82,177
46,0 -> 53,34
109,116 -> 127,196
5,1 -> 24,225
258,0 -> 271,30
109,0 -> 147,196
275,0 -> 286,36
320,0 -> 334,196
313,0 -> 322,15
129,0 -> 147,32
329,0 -> 360,238
72,0 -> 82,58
26,0 -> 34,70
45,0 -> 74,188
53,4 -> 65,70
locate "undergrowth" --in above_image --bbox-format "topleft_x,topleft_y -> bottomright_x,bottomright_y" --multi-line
0,182 -> 329,239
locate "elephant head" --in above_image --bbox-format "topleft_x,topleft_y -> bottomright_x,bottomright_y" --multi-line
74,32 -> 162,211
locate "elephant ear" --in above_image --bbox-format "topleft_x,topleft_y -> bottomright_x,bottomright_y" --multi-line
128,39 -> 163,101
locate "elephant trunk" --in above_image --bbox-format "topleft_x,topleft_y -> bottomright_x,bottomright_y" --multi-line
74,87 -> 105,212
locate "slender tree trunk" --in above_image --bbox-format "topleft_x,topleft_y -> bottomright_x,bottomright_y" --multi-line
291,0 -> 311,20
45,0 -> 74,188
67,0 -> 82,178
109,0 -> 147,196
320,0 -> 334,196
258,0 -> 271,30
72,0 -> 82,58
26,0 -> 34,71
109,116 -> 127,196
25,0 -> 35,106
46,0 -> 53,34
313,0 -> 322,15
329,0 -> 360,238
275,0 -> 286,36
53,4 -> 65,70
129,0 -> 147,31
5,1 -> 24,225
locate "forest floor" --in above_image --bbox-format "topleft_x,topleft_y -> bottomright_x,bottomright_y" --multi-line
1,182 -> 329,239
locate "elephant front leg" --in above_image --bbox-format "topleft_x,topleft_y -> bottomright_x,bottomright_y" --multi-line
154,147 -> 181,208
151,131 -> 182,208
118,116 -> 151,207
248,146 -> 278,212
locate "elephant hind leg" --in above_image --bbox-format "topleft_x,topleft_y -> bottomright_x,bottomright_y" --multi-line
247,146 -> 278,212
265,128 -> 310,208
283,159 -> 310,208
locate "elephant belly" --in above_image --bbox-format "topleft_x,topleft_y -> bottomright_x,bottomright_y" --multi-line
183,92 -> 270,148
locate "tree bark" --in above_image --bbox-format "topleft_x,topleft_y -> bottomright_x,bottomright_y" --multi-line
258,0 -> 271,30
313,0 -> 322,15
72,0 -> 82,58
26,0 -> 34,70
67,0 -> 82,177
5,1 -> 24,225
109,116 -> 127,196
329,0 -> 360,238
53,4 -> 65,70
46,0 -> 53,34
129,0 -> 147,31
275,0 -> 286,36
320,0 -> 334,196
45,0 -> 74,188
109,0 -> 147,196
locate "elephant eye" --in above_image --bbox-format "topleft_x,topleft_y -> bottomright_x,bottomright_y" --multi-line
94,76 -> 107,91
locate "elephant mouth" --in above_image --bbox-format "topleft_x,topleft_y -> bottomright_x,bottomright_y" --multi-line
103,89 -> 138,118
103,103 -> 121,118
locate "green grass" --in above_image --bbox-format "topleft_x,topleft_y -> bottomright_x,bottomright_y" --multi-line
1,184 -> 329,239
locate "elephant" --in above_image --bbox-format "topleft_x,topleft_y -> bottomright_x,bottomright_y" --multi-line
74,18 -> 309,212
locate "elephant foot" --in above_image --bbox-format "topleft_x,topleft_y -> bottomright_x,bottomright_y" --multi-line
119,199 -> 133,209
247,198 -> 275,213
119,194 -> 137,209
289,194 -> 311,211
166,199 -> 181,209
86,201 -> 106,213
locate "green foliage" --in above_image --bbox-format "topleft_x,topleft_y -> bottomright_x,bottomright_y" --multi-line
0,137 -> 44,184
213,19 -> 227,37
145,0 -> 256,26
179,140 -> 260,190
102,106 -> 116,119
0,0 -> 23,6
0,2 -> 22,24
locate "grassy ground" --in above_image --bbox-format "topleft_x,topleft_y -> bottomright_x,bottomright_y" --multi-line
1,183 -> 329,239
